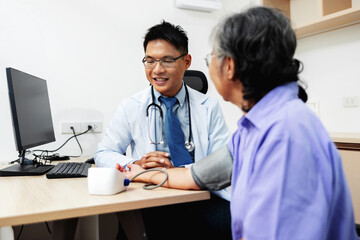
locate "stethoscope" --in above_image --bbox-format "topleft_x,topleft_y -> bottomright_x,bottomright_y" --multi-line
146,84 -> 195,152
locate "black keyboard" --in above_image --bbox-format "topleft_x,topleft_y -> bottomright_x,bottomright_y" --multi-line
46,162 -> 91,179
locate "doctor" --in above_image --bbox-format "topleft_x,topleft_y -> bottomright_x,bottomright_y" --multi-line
95,21 -> 229,173
95,21 -> 231,239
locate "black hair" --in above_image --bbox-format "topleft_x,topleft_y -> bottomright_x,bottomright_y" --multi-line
143,20 -> 189,54
298,85 -> 308,103
212,7 -> 304,103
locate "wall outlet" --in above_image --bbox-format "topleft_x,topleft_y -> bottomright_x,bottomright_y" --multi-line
61,121 -> 103,134
81,121 -> 103,133
61,122 -> 82,134
343,96 -> 359,107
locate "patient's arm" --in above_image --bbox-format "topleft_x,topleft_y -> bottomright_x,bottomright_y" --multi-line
120,145 -> 233,191
124,163 -> 201,190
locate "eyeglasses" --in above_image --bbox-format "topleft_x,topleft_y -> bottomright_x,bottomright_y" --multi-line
204,53 -> 215,67
142,54 -> 187,69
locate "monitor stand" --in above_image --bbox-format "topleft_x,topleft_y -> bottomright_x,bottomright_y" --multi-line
0,156 -> 54,177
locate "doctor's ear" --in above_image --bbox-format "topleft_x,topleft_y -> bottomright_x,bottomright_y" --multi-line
184,54 -> 192,70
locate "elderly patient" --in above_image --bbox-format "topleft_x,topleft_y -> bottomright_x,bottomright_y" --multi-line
120,6 -> 358,240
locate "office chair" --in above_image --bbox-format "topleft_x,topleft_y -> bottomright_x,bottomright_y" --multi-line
183,70 -> 208,94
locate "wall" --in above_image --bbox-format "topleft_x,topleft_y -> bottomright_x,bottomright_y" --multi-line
295,24 -> 360,133
0,0 -> 245,164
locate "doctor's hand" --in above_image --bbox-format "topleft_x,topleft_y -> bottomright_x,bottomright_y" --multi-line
134,151 -> 173,169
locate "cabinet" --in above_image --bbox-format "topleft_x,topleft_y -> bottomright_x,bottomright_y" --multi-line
258,0 -> 360,38
331,133 -> 360,225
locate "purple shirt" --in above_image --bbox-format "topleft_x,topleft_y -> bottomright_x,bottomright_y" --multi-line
229,82 -> 357,240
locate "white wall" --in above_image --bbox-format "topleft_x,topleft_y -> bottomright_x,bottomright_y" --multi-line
295,24 -> 360,133
0,0 -> 245,164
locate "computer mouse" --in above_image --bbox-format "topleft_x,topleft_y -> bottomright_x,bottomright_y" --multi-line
85,157 -> 95,164
88,168 -> 130,195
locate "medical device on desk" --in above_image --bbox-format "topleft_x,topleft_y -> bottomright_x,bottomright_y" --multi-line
146,84 -> 194,152
88,168 -> 168,195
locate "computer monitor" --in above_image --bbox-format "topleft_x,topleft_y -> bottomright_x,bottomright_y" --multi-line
0,68 -> 55,176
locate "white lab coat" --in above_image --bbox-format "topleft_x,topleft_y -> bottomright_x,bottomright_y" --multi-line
95,85 -> 230,199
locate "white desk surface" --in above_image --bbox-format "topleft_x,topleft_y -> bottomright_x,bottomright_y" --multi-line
0,161 -> 210,226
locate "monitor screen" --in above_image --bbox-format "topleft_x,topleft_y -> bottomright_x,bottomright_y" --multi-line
7,68 -> 56,151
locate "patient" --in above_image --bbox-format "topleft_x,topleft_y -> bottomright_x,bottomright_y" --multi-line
121,6 -> 358,240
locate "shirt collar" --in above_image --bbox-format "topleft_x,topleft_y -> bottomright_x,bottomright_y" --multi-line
153,82 -> 186,107
243,82 -> 299,129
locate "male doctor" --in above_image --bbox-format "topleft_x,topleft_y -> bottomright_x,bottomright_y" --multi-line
95,21 -> 231,239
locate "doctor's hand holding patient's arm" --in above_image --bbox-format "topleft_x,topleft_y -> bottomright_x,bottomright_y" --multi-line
133,151 -> 173,169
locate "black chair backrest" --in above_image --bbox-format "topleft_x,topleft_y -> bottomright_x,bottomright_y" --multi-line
183,70 -> 208,94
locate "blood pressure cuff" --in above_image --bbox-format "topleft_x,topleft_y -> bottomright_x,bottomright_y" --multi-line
191,145 -> 233,191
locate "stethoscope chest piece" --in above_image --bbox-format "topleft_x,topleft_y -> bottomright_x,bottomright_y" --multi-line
185,141 -> 195,152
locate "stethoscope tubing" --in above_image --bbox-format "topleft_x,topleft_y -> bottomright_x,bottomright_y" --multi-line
147,84 -> 193,151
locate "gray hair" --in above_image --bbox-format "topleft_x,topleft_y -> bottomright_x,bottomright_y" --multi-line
209,16 -> 230,66
208,7 -> 302,103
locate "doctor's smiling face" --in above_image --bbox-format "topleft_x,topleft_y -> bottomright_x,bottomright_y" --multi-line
144,39 -> 191,97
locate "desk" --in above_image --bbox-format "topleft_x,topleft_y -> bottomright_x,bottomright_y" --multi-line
0,163 -> 210,227
330,132 -> 360,225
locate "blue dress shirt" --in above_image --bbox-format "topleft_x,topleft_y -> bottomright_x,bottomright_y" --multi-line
229,82 -> 357,239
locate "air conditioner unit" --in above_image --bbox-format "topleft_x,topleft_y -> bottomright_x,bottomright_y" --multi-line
175,0 -> 222,12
